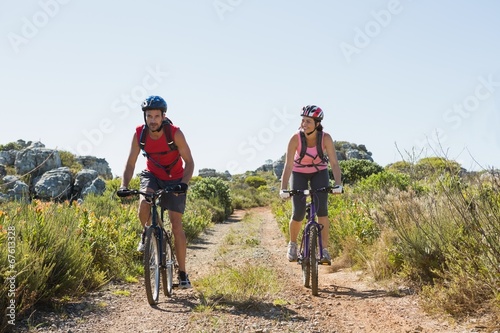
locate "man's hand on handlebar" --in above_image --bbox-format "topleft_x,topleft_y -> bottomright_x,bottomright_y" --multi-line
174,182 -> 189,193
117,187 -> 132,197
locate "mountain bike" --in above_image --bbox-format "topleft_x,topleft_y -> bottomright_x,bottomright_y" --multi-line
117,186 -> 184,305
284,185 -> 342,296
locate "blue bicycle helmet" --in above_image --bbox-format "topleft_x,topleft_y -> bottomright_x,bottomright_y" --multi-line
141,96 -> 167,113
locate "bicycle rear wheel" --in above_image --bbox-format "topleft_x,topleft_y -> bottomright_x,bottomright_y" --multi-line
162,230 -> 174,297
309,226 -> 319,296
144,226 -> 161,305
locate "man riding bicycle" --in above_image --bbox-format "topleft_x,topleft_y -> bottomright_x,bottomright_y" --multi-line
280,105 -> 342,265
119,95 -> 195,289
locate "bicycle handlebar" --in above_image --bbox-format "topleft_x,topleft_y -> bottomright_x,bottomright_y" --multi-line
283,185 -> 343,196
116,186 -> 186,199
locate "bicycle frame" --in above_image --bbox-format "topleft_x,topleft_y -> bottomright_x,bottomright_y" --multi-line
289,188 -> 327,265
117,186 -> 184,304
285,186 -> 340,296
299,197 -> 325,264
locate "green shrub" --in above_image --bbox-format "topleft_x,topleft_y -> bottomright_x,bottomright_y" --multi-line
190,177 -> 233,219
244,176 -> 267,189
385,160 -> 413,174
327,193 -> 380,259
182,199 -> 214,241
0,140 -> 30,151
59,150 -> 83,174
354,170 -> 419,196
79,196 -> 141,280
415,157 -> 462,180
339,159 -> 384,185
355,171 -> 410,192
0,201 -> 101,328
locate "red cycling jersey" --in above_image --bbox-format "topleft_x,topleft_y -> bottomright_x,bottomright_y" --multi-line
135,124 -> 184,180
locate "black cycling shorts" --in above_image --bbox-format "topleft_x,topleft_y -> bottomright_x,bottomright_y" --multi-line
140,170 -> 186,214
290,169 -> 329,221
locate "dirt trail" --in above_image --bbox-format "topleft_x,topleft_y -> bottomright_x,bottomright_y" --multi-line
16,207 -> 487,333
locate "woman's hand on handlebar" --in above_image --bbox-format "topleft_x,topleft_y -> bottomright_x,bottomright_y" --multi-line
279,189 -> 290,199
330,185 -> 343,194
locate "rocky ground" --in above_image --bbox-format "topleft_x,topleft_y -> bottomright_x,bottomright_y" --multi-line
13,207 -> 498,333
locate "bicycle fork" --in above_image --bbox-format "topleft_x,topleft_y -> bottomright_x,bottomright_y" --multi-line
298,222 -> 325,263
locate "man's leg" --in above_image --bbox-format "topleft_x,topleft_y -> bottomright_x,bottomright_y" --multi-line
169,210 -> 187,273
138,192 -> 153,227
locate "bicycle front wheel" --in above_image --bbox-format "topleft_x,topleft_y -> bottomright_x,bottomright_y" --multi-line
302,259 -> 311,288
144,226 -> 161,305
309,226 -> 319,296
301,234 -> 310,288
162,230 -> 174,297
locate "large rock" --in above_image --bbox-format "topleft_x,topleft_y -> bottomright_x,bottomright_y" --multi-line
0,164 -> 6,178
74,169 -> 106,198
0,150 -> 17,166
81,178 -> 106,198
76,156 -> 113,179
1,175 -> 29,201
346,149 -> 373,161
15,146 -> 62,177
273,161 -> 284,179
0,140 -> 113,202
34,167 -> 73,200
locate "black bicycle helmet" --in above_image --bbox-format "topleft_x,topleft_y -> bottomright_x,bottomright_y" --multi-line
141,95 -> 167,113
301,105 -> 323,121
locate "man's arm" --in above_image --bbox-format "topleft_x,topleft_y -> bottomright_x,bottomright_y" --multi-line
174,129 -> 194,184
121,132 -> 141,188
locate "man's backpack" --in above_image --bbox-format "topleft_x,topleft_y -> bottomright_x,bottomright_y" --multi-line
295,130 -> 328,165
139,118 -> 179,177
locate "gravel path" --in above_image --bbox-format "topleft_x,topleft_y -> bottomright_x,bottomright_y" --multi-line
14,207 -> 490,333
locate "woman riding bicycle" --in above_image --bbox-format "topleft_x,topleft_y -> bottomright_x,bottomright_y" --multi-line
280,105 -> 342,265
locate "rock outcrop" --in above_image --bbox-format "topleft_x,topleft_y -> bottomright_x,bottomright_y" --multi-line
0,141 -> 110,202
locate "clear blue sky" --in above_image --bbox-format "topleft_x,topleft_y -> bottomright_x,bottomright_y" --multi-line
1,1 -> 499,177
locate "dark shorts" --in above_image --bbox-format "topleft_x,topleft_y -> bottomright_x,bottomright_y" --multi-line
140,170 -> 186,214
290,169 -> 329,221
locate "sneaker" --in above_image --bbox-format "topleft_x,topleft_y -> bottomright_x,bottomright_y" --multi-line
178,271 -> 192,289
136,239 -> 145,252
287,242 -> 298,262
136,230 -> 146,253
320,248 -> 332,265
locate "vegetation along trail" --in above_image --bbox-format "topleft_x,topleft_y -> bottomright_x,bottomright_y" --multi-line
15,206 -> 486,333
